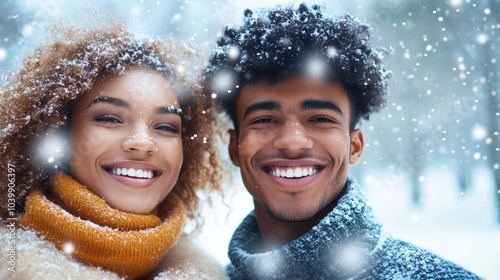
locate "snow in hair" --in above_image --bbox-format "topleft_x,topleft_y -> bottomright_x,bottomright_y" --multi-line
0,23 -> 224,229
206,3 -> 391,129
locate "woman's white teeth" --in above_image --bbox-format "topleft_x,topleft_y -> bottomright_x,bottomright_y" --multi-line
111,168 -> 153,179
271,167 -> 317,178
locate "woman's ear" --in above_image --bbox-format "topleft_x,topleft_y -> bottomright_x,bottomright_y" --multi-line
228,129 -> 240,167
349,129 -> 364,165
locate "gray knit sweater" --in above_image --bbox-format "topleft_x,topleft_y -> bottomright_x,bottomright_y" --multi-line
226,179 -> 482,280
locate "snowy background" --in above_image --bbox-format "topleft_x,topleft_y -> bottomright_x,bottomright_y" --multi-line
1,0 -> 499,279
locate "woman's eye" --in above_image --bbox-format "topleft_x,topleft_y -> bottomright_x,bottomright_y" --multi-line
155,124 -> 180,134
95,115 -> 123,124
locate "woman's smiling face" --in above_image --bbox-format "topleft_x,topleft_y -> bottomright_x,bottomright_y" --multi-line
69,67 -> 183,214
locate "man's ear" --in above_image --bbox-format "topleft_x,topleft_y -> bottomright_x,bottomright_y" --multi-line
349,129 -> 364,165
228,129 -> 240,166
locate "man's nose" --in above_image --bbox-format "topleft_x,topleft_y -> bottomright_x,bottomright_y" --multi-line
273,120 -> 313,154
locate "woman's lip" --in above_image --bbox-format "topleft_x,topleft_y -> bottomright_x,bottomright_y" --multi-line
103,167 -> 159,189
102,160 -> 163,174
101,161 -> 163,189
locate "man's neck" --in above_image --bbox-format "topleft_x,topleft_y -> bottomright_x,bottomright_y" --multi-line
254,197 -> 338,251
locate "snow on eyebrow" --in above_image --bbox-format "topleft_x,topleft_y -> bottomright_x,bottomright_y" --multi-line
157,105 -> 182,115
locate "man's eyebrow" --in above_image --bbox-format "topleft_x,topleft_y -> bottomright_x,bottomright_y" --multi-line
156,105 -> 183,116
301,100 -> 344,117
87,96 -> 130,108
243,101 -> 281,118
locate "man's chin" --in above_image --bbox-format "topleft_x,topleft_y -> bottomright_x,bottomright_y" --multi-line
267,207 -> 319,222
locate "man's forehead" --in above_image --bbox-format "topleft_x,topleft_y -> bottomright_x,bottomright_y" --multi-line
238,78 -> 347,103
240,76 -> 343,91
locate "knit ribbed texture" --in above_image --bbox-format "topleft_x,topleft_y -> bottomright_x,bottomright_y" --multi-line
20,173 -> 186,279
50,174 -> 162,230
226,179 -> 482,280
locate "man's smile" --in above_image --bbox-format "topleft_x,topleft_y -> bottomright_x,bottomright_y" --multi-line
257,158 -> 329,191
265,166 -> 322,179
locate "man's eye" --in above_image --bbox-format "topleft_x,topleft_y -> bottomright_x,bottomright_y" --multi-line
251,117 -> 275,124
310,116 -> 335,123
95,115 -> 122,123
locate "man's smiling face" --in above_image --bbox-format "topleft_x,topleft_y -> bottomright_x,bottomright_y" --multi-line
229,76 -> 364,221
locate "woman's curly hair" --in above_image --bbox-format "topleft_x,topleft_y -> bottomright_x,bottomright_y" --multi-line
205,3 -> 391,130
0,20 -> 224,231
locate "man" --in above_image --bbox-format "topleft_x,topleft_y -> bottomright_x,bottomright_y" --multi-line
205,3 -> 481,279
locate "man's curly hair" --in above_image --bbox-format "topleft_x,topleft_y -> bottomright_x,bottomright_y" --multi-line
205,3 -> 391,130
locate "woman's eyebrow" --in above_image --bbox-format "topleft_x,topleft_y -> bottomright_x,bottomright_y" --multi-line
156,105 -> 183,116
87,96 -> 130,108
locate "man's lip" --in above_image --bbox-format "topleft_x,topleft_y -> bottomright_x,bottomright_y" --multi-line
259,159 -> 327,190
259,159 -> 327,169
263,169 -> 323,190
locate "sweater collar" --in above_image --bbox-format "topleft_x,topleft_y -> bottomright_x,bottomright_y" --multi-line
20,173 -> 186,279
228,179 -> 383,279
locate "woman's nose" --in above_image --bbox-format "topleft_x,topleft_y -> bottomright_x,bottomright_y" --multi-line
122,127 -> 157,155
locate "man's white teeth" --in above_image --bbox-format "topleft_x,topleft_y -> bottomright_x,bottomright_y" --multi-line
271,167 -> 317,178
111,168 -> 154,179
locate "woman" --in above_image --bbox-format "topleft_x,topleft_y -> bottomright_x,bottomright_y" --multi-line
0,19 -> 226,279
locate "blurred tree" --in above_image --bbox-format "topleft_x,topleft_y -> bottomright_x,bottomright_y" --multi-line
365,0 -> 498,213
479,0 -> 500,222
439,0 -> 500,222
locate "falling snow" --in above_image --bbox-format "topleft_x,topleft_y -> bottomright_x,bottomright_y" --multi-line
1,0 -> 499,279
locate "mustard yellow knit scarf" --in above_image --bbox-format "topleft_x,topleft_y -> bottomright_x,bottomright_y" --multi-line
20,173 -> 186,279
